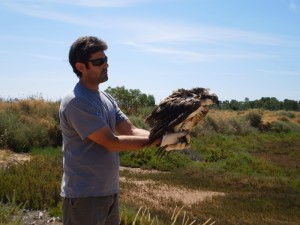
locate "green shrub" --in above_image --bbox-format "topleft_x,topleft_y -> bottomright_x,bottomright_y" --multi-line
0,148 -> 62,209
137,106 -> 155,119
270,120 -> 300,133
199,116 -> 256,136
120,148 -> 191,171
0,100 -> 61,152
226,117 -> 254,135
245,111 -> 262,128
0,129 -> 8,149
0,112 -> 31,152
202,116 -> 219,133
128,115 -> 149,130
276,111 -> 296,119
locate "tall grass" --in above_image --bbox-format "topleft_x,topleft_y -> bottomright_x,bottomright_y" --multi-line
0,193 -> 23,225
120,205 -> 214,225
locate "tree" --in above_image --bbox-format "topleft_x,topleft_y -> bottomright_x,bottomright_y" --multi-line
105,86 -> 155,115
259,97 -> 280,110
229,100 -> 240,111
283,99 -> 299,111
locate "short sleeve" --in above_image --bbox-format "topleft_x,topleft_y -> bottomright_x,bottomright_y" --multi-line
64,98 -> 107,140
102,92 -> 128,125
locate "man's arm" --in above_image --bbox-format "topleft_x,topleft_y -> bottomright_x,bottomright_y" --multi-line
87,120 -> 157,152
116,119 -> 149,136
88,119 -> 189,152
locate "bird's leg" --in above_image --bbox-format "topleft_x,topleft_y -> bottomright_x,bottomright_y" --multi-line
178,129 -> 190,144
178,136 -> 188,144
156,147 -> 167,160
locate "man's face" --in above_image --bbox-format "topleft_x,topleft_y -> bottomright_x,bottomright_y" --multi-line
86,51 -> 109,84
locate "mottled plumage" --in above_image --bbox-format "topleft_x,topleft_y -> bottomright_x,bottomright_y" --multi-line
145,87 -> 218,155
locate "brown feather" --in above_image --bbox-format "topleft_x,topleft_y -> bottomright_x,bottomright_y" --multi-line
145,87 -> 218,149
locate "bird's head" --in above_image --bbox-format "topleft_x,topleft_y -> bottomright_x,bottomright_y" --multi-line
192,88 -> 219,106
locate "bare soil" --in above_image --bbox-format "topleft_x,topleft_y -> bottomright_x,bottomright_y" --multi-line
119,166 -> 225,211
0,149 -> 31,169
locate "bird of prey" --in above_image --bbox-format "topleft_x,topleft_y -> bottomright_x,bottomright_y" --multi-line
145,87 -> 218,157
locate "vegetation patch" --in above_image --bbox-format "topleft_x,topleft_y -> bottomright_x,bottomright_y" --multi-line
0,94 -> 299,224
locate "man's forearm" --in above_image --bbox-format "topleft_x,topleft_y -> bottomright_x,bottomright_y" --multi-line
131,128 -> 150,137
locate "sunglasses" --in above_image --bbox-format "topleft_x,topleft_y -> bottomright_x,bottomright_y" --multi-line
87,56 -> 108,66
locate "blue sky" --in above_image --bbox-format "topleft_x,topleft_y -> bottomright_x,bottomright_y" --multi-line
0,0 -> 299,103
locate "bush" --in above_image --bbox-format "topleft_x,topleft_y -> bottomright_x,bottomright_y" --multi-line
245,111 -> 262,128
202,116 -> 220,133
128,115 -> 149,130
198,116 -> 255,136
226,117 -> 255,135
0,112 -> 31,152
0,99 -> 61,152
270,120 -> 300,133
120,148 -> 191,171
0,148 -> 62,209
276,111 -> 296,119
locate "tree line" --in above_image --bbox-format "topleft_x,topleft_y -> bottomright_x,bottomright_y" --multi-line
105,87 -> 300,112
219,97 -> 300,111
1,87 -> 299,113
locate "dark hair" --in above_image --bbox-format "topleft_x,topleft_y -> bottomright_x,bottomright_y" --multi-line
69,36 -> 108,78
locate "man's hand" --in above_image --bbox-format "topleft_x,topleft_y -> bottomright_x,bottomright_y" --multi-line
160,132 -> 190,151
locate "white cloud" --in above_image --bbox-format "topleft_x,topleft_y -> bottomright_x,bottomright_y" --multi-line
0,36 -> 67,44
1,2 -> 103,27
2,0 -> 298,64
125,41 -> 272,62
2,1 -> 296,47
124,42 -> 207,62
259,69 -> 300,77
0,49 -> 64,62
1,0 -> 153,8
289,0 -> 298,12
116,18 -> 290,47
66,0 -> 153,7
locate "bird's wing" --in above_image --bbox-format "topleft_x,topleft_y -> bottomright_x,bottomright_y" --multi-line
145,89 -> 197,124
145,96 -> 201,146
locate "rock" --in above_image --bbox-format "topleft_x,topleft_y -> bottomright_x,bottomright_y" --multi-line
38,211 -> 43,219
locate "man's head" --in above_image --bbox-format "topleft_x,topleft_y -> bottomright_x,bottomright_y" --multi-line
69,36 -> 108,78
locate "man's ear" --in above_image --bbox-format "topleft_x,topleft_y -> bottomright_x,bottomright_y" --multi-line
75,62 -> 86,73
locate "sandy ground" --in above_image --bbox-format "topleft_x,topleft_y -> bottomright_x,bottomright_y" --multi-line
119,166 -> 224,210
0,149 -> 31,169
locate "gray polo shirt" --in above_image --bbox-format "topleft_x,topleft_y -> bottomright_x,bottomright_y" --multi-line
59,82 -> 128,198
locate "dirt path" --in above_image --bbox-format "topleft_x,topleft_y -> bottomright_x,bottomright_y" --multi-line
120,166 -> 224,210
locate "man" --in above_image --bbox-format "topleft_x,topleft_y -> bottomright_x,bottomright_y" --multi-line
59,36 -> 189,225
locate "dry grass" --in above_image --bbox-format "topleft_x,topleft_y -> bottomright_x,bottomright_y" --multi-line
208,109 -> 300,126
120,205 -> 215,225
